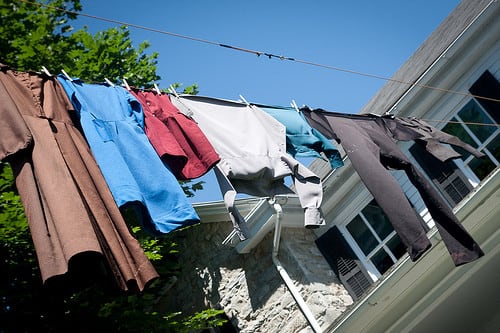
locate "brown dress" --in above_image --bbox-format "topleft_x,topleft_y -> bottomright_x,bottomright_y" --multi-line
0,64 -> 158,292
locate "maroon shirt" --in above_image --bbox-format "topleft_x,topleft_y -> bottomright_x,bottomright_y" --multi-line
131,89 -> 220,180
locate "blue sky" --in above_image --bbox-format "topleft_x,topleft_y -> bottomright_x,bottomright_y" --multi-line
74,0 -> 461,203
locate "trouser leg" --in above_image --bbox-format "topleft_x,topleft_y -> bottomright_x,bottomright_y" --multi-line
404,163 -> 484,265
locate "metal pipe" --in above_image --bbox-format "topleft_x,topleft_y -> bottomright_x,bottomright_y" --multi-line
271,200 -> 323,333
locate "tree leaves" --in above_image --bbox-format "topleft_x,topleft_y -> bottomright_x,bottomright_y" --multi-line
0,0 -> 159,87
0,0 -> 82,72
66,26 -> 159,87
0,1 -> 219,332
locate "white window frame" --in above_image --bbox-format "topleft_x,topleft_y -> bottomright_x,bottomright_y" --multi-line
446,98 -> 500,184
338,195 -> 406,282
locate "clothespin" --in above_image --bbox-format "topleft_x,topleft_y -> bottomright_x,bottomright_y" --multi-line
291,99 -> 300,112
239,94 -> 250,106
384,106 -> 395,116
154,83 -> 162,95
41,66 -> 52,76
168,84 -> 179,98
122,78 -> 131,90
104,78 -> 115,87
61,69 -> 73,81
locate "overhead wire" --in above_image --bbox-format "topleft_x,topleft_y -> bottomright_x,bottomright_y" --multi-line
419,118 -> 500,127
18,0 -> 500,105
254,104 -> 500,127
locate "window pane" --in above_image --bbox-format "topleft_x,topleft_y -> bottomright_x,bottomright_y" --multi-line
486,135 -> 500,163
469,155 -> 496,180
468,132 -> 499,180
458,100 -> 496,142
469,71 -> 500,124
371,249 -> 394,275
347,216 -> 378,256
386,234 -> 406,259
362,200 -> 393,240
442,118 -> 476,158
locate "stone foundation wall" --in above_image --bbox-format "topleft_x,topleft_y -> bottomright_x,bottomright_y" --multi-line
159,222 -> 353,332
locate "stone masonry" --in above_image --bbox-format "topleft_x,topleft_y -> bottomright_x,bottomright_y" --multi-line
158,221 -> 353,332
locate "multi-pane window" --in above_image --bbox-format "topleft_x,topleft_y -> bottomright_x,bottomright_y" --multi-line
317,70 -> 499,300
441,99 -> 499,181
410,70 -> 499,206
446,70 -> 500,183
315,225 -> 373,300
316,199 -> 409,299
344,200 -> 407,279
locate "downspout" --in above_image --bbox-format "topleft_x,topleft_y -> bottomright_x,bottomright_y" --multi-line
270,199 -> 323,333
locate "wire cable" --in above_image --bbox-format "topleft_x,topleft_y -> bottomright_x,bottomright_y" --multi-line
419,118 -> 500,127
18,0 -> 500,105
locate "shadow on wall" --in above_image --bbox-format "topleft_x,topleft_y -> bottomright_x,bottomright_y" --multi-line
155,220 -> 345,330
155,222 -> 280,311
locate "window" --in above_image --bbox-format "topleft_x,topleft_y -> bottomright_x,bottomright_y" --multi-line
316,199 -> 411,300
410,70 -> 500,206
441,99 -> 499,181
344,200 -> 407,279
316,71 -> 499,301
315,226 -> 373,300
316,197 -> 418,295
445,71 -> 500,182
409,143 -> 474,206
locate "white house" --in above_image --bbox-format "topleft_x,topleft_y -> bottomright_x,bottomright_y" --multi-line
162,1 -> 500,332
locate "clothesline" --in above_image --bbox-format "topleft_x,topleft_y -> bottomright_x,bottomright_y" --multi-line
18,0 -> 500,105
419,118 -> 500,127
37,64 -> 500,129
249,102 -> 500,128
0,63 -> 489,294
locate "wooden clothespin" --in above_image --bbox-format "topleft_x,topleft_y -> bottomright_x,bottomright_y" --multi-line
61,69 -> 73,81
41,66 -> 52,76
154,83 -> 162,95
104,78 -> 115,87
122,78 -> 131,90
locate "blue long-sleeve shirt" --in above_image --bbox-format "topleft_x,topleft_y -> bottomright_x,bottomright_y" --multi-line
57,76 -> 199,234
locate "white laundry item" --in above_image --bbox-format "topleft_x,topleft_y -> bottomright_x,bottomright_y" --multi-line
172,95 -> 325,240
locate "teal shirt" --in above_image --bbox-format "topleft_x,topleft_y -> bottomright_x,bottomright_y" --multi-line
261,107 -> 344,169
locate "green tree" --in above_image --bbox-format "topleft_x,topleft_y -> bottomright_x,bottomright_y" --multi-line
66,26 -> 160,86
0,0 -> 158,87
0,0 -> 82,72
0,1 -> 219,332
